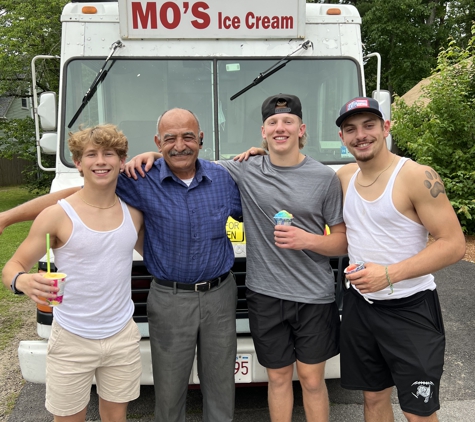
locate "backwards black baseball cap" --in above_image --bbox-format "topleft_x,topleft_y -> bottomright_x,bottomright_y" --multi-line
261,94 -> 302,122
335,97 -> 385,127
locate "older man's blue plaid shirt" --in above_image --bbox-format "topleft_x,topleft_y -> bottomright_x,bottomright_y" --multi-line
116,158 -> 242,283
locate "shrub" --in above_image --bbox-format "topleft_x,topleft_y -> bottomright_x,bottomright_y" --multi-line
392,29 -> 475,234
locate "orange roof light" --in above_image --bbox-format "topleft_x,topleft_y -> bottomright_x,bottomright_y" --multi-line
327,8 -> 342,15
82,6 -> 98,14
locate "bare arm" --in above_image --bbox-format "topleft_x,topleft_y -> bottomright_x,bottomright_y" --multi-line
389,165 -> 465,280
274,222 -> 347,256
1,206 -> 66,304
124,152 -> 161,179
233,147 -> 267,162
0,187 -> 80,235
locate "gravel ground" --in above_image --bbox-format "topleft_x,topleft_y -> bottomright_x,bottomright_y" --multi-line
1,235 -> 473,421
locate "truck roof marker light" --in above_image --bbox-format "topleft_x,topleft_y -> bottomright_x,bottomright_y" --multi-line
327,8 -> 342,15
82,6 -> 98,14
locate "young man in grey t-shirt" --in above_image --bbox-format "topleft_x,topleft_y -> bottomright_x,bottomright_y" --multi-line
219,94 -> 346,422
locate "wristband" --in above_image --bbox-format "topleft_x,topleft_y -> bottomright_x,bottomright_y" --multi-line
11,272 -> 26,295
385,266 -> 394,295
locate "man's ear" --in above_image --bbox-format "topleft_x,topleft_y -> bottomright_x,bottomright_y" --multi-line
154,135 -> 162,152
339,130 -> 346,145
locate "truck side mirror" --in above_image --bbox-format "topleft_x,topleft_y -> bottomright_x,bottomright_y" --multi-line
38,92 -> 57,131
372,90 -> 392,150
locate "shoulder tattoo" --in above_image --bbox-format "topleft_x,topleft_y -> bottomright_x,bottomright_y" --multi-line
423,169 -> 445,198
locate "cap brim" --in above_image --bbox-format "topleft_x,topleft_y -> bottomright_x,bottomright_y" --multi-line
336,109 -> 383,127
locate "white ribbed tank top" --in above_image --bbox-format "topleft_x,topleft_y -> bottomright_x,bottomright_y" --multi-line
344,157 -> 435,300
52,198 -> 137,338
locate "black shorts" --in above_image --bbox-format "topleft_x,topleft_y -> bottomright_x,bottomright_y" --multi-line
340,287 -> 445,417
246,289 -> 340,369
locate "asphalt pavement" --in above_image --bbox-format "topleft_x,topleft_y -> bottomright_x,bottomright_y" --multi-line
8,260 -> 475,422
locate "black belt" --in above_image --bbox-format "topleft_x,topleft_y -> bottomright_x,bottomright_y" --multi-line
153,272 -> 230,292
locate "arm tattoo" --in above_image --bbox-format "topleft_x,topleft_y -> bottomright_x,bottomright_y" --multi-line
423,170 -> 445,198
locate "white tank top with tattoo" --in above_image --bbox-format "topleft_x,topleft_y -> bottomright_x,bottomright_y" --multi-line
344,157 -> 436,300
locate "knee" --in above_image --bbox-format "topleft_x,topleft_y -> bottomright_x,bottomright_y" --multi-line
267,366 -> 293,388
299,373 -> 326,394
364,388 -> 392,408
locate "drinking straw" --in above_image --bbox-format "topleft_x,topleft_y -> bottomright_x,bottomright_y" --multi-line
46,233 -> 51,274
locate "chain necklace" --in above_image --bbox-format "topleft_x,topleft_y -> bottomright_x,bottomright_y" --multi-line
79,192 -> 118,209
356,154 -> 396,188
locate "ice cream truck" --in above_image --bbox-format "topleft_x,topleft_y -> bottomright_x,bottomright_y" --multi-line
23,0 -> 390,384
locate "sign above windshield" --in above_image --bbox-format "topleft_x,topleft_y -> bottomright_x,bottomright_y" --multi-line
118,0 -> 305,39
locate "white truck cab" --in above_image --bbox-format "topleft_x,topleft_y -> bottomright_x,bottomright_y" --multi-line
23,0 -> 390,385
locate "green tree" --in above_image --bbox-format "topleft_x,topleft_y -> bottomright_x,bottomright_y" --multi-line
0,0 -> 68,96
337,0 -> 475,97
0,0 -> 67,191
391,29 -> 475,233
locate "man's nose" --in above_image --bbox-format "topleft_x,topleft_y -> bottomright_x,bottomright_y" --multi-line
173,137 -> 187,150
355,127 -> 367,140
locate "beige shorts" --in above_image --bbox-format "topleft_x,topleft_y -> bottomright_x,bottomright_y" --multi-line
45,318 -> 142,417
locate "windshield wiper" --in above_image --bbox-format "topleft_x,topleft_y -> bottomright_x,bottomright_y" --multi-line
230,40 -> 313,101
68,40 -> 124,128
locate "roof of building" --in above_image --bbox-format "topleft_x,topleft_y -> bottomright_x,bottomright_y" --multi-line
0,96 -> 15,118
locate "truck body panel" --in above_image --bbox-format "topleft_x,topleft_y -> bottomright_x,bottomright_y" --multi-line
24,0 -> 373,384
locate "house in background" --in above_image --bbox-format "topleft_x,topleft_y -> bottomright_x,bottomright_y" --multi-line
0,96 -> 32,186
0,95 -> 32,120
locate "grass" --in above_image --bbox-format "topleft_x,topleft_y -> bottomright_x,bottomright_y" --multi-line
0,186 -> 40,352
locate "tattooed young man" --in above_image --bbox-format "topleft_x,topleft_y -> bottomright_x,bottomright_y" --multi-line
336,97 -> 466,422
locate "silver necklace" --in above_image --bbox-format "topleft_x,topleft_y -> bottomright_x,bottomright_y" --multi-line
356,155 -> 396,188
79,192 -> 118,209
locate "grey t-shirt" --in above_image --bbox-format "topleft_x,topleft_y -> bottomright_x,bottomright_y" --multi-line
219,155 -> 343,304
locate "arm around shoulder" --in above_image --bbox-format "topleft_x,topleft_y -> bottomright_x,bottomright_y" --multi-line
0,187 -> 80,235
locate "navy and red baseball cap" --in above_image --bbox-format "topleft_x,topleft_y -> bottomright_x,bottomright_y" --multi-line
336,97 -> 385,127
261,94 -> 303,122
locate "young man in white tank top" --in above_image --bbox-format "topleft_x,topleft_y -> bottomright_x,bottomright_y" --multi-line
2,125 -> 144,422
336,97 -> 466,422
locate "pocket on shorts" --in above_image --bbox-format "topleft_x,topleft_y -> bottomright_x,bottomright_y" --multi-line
127,320 -> 141,343
47,320 -> 64,355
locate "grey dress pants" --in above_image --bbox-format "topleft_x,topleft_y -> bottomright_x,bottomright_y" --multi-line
147,272 -> 237,422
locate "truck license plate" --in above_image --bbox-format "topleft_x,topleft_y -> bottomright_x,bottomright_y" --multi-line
235,354 -> 252,383
192,354 -> 252,383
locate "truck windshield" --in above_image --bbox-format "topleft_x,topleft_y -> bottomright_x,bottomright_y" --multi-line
63,58 -> 360,165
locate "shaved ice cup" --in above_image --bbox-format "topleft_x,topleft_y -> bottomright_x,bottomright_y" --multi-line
274,217 -> 293,226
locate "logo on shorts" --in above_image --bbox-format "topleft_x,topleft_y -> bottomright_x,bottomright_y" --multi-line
411,381 -> 434,403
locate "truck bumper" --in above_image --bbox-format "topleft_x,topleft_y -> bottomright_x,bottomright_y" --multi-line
18,337 -> 340,384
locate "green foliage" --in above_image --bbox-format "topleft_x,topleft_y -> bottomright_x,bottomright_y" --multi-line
392,29 -> 475,234
346,0 -> 475,97
0,0 -> 69,96
0,118 -> 54,193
